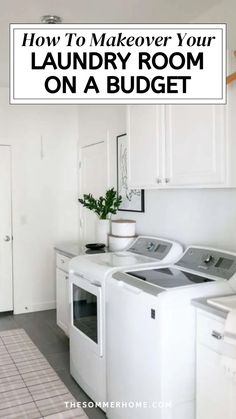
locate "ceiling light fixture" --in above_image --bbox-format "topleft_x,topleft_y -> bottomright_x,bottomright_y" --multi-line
40,15 -> 62,24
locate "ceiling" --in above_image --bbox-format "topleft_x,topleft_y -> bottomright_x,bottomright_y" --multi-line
1,0 -> 222,23
0,0 -> 232,86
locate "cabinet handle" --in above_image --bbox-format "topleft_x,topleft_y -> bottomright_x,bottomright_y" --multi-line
165,178 -> 170,183
156,178 -> 162,184
65,275 -> 69,280
211,330 -> 223,340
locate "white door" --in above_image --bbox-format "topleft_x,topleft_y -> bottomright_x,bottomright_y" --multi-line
127,105 -> 165,189
165,105 -> 226,186
79,141 -> 108,242
0,146 -> 13,311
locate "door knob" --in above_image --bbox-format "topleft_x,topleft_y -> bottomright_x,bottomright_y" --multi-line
4,235 -> 10,242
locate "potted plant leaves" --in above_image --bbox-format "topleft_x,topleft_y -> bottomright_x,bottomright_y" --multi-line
78,188 -> 122,245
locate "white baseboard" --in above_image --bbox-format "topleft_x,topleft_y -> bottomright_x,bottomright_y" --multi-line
14,300 -> 56,315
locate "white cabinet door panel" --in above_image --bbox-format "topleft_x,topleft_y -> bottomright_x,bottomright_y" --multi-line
56,268 -> 69,336
127,105 -> 165,188
197,343 -> 236,419
165,105 -> 226,186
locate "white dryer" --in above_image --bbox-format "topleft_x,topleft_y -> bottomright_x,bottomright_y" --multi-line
106,246 -> 236,419
69,236 -> 183,409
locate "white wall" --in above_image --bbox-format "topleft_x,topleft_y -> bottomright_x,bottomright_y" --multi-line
0,87 -> 79,314
193,0 -> 236,49
120,188 -> 236,252
78,101 -> 236,254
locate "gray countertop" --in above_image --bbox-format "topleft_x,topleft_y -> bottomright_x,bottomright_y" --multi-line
54,242 -> 86,258
54,241 -> 109,258
191,295 -> 232,319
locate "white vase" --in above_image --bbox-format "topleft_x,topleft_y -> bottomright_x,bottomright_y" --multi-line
96,219 -> 110,246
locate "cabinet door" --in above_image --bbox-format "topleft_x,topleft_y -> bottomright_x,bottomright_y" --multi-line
165,105 -> 226,186
196,344 -> 235,419
56,268 -> 69,336
127,105 -> 165,188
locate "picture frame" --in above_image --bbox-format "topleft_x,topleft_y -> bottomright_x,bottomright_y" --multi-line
116,133 -> 145,213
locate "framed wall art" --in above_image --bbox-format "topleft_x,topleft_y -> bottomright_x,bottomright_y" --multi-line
116,133 -> 145,212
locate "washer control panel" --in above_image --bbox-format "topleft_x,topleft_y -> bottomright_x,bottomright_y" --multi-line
176,247 -> 236,279
128,237 -> 172,260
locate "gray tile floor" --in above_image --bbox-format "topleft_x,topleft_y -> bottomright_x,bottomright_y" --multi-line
0,310 -> 106,419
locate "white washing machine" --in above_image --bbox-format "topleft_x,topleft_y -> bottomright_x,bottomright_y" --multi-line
69,236 -> 183,409
106,246 -> 236,419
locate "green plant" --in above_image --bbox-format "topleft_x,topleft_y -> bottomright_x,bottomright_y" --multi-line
78,188 -> 122,220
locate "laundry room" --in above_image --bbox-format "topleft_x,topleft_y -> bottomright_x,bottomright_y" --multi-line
0,1 -> 236,419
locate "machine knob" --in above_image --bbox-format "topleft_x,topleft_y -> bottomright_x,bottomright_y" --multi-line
147,242 -> 155,251
204,254 -> 214,264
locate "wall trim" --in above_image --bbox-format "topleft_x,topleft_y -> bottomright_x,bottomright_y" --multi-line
14,300 -> 56,315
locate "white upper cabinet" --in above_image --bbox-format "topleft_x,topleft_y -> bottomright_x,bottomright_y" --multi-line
127,105 -> 165,188
127,103 -> 229,189
165,105 -> 226,186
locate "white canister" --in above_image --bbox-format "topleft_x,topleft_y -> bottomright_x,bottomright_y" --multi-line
111,219 -> 136,237
108,234 -> 136,252
96,219 -> 110,246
